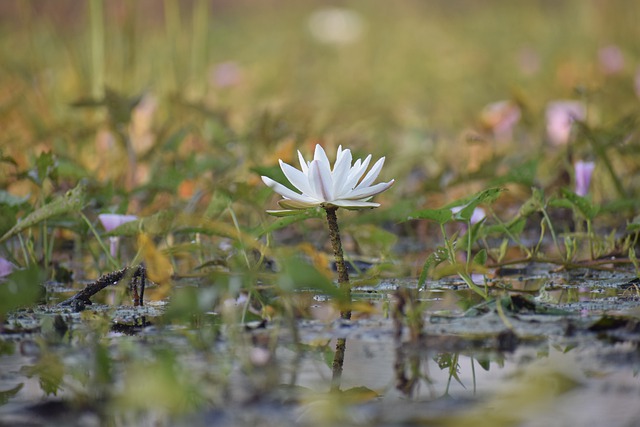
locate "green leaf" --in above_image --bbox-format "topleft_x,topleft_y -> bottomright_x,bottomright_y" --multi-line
204,191 -> 232,219
407,207 -> 452,225
278,256 -> 346,303
560,188 -> 599,219
0,181 -> 86,243
418,247 -> 448,287
28,151 -> 58,186
473,249 -> 487,266
627,216 -> 640,233
257,210 -> 322,236
0,265 -> 45,315
22,352 -> 65,396
0,383 -> 23,405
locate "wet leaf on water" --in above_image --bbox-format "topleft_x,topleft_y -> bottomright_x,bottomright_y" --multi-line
587,315 -> 637,332
21,352 -> 65,396
0,383 -> 23,406
0,181 -> 86,243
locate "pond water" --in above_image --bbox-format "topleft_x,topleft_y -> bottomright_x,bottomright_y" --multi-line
2,267 -> 640,426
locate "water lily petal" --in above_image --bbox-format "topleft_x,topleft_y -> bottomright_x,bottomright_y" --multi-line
278,198 -> 320,209
261,176 -> 317,203
338,154 -> 371,195
346,179 -> 395,200
298,150 -> 309,174
356,157 -> 385,189
279,160 -> 314,196
309,159 -> 333,201
262,145 -> 393,211
331,199 -> 380,208
313,144 -> 331,167
331,148 -> 352,196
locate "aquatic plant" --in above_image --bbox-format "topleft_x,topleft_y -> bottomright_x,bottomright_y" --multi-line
262,144 -> 394,318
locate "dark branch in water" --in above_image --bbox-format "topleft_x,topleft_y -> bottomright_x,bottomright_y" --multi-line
58,264 -> 146,311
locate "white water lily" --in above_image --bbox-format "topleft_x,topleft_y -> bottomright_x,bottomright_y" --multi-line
262,144 -> 394,213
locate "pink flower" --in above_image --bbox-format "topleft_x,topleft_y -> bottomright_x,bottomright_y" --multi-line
98,214 -> 138,258
598,45 -> 624,75
0,257 -> 15,279
574,161 -> 595,197
98,214 -> 138,232
480,100 -> 521,141
546,101 -> 586,146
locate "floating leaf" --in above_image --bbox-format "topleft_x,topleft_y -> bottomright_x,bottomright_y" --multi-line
21,352 -> 64,396
0,383 -> 23,405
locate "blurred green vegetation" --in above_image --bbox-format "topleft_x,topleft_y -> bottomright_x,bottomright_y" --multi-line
1,0 -> 640,422
0,0 -> 638,281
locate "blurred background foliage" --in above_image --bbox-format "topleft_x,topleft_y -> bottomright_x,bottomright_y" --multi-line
0,0 -> 639,279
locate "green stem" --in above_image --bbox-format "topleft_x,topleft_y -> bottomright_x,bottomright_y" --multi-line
325,207 -> 350,391
324,207 -> 351,320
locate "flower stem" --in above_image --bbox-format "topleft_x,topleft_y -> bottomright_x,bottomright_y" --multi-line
324,206 -> 351,391
324,207 -> 351,320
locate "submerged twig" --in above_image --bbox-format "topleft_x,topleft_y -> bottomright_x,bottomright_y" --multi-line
59,264 -> 146,311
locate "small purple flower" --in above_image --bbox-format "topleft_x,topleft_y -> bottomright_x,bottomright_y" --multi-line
574,161 -> 595,197
546,101 -> 586,146
0,257 -> 15,279
98,214 -> 137,258
98,214 -> 138,232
